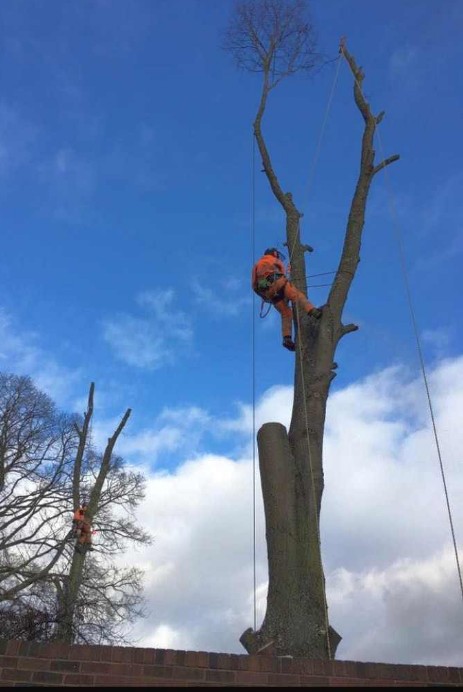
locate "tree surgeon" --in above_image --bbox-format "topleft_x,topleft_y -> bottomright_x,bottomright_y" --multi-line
252,247 -> 322,351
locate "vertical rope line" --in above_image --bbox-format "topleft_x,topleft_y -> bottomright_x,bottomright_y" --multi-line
305,55 -> 343,206
251,131 -> 257,631
288,54 -> 342,265
375,127 -> 463,605
339,44 -> 462,604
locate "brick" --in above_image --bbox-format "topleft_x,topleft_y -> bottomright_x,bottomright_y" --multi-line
361,662 -> 391,680
5,642 -> 21,656
280,657 -> 315,675
132,648 -> 145,664
143,664 -> 173,679
428,666 -> 450,683
341,660 -> 365,679
299,674 -> 331,686
142,681 -> 188,688
185,651 -> 209,668
391,664 -> 417,680
140,649 -> 157,665
99,646 -> 113,663
63,673 -> 95,686
80,661 -> 112,675
267,673 -> 300,687
240,654 -> 279,673
0,656 -> 18,669
50,660 -> 80,673
108,647 -> 125,663
68,645 -> 101,662
113,663 -> 144,678
21,658 -> 51,672
209,652 -> 233,670
448,668 -> 462,684
390,682 -> 424,687
0,682 -> 21,687
329,677 -> 365,686
2,668 -> 32,682
228,654 -> 242,670
364,680 -> 409,687
0,641 -> 7,656
170,650 -> 185,666
235,670 -> 269,685
312,659 -> 335,676
31,671 -> 63,685
107,647 -> 133,664
205,669 -> 236,684
93,674 -> 176,687
172,665 -> 205,681
151,649 -> 165,665
25,644 -> 43,659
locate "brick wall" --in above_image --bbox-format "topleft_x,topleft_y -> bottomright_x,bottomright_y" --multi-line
0,639 -> 462,687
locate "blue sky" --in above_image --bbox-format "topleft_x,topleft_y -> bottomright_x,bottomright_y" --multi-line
1,0 -> 463,665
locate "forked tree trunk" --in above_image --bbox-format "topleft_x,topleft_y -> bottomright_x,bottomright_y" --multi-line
240,44 -> 398,659
54,384 -> 131,643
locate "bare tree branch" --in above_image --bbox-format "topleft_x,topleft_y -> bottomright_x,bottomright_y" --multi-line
373,154 -> 400,176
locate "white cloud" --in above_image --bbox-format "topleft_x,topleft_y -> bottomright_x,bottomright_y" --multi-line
191,278 -> 251,317
118,355 -> 463,666
0,307 -> 82,405
389,46 -> 419,76
102,289 -> 193,370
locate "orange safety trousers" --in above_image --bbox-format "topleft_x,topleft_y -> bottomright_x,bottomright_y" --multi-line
264,277 -> 316,338
77,521 -> 92,545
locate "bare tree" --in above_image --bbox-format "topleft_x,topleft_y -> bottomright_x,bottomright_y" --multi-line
0,375 -> 151,644
54,382 -> 151,643
224,0 -> 399,659
0,373 -> 76,599
0,580 -> 57,641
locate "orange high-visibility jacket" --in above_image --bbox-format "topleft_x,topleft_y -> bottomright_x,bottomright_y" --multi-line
73,508 -> 91,526
251,254 -> 286,290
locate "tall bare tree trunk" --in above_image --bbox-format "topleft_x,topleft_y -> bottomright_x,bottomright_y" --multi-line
241,44 -> 398,659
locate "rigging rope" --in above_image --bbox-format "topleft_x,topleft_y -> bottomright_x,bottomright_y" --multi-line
286,54 -> 344,659
339,44 -> 463,606
375,131 -> 463,604
287,53 -> 343,266
251,132 -> 257,632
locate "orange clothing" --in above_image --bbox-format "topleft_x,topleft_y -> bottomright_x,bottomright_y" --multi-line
73,507 -> 92,545
252,254 -> 315,338
251,254 -> 286,291
73,508 -> 85,523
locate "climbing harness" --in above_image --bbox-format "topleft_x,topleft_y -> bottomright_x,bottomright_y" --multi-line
259,300 -> 271,318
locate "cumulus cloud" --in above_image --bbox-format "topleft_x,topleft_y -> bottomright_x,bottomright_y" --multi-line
118,355 -> 463,666
102,289 -> 193,370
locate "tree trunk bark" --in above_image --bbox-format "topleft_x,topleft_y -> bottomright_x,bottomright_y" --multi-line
54,553 -> 85,643
241,324 -> 341,659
